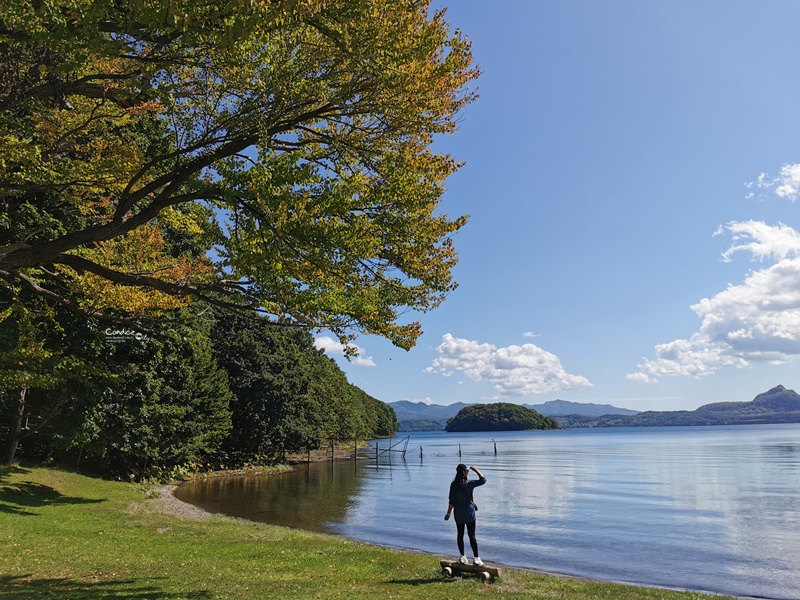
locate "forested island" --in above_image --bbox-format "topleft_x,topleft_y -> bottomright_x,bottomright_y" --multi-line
445,402 -> 560,432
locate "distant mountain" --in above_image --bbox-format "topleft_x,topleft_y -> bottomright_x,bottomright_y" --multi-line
524,400 -> 638,417
389,401 -> 472,431
389,401 -> 472,422
556,385 -> 800,429
696,385 -> 800,415
389,399 -> 638,431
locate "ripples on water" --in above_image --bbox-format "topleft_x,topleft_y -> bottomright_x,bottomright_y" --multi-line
176,424 -> 800,600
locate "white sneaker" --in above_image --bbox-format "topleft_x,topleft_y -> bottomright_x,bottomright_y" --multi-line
458,555 -> 469,564
473,557 -> 485,567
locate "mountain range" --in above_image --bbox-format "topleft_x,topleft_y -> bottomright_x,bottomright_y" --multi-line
557,385 -> 800,428
389,399 -> 638,431
390,385 -> 800,431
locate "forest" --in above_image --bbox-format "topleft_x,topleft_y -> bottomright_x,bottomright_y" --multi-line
445,403 -> 560,432
0,1 -> 478,478
0,299 -> 399,479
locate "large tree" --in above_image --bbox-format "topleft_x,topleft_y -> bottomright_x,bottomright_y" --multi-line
0,0 -> 478,350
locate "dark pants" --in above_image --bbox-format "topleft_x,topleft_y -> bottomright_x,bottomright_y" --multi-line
456,520 -> 479,557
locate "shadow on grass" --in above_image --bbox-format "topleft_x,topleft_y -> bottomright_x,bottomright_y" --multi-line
0,482 -> 105,516
0,465 -> 30,480
0,574 -> 212,599
385,576 -> 459,586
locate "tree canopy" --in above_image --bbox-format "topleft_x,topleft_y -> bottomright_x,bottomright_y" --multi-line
49,313 -> 234,478
0,0 -> 478,350
210,309 -> 398,460
445,403 -> 560,432
5,305 -> 399,475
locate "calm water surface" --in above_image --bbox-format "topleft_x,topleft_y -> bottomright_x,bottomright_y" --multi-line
175,424 -> 800,599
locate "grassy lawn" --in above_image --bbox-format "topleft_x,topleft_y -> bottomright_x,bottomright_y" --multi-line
0,464 -> 737,600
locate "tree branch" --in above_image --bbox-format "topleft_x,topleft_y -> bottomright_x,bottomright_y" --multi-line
54,254 -> 270,315
0,190 -> 207,271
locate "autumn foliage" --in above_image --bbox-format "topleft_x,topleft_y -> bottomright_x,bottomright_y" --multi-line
0,0 -> 479,349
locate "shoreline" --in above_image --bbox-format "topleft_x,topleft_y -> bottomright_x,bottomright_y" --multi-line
153,476 -> 748,600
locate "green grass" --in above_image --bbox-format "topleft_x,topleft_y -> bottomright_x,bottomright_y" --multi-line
0,464 -> 737,600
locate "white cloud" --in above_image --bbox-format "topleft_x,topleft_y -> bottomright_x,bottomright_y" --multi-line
691,257 -> 800,360
746,163 -> 800,201
630,338 -> 749,382
625,372 -> 653,384
717,220 -> 800,263
426,333 -> 592,397
352,355 -> 377,367
522,331 -> 541,338
629,222 -> 800,382
314,336 -> 376,367
775,164 -> 800,200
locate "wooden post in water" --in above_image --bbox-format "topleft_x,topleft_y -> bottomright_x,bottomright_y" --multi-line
458,443 -> 461,458
493,439 -> 497,455
330,440 -> 335,462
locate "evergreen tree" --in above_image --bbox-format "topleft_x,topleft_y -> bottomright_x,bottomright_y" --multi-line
211,311 -> 327,460
0,290 -> 110,465
51,316 -> 232,479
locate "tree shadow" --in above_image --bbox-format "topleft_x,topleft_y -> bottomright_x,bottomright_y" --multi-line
0,574 -> 212,599
0,481 -> 106,516
0,465 -> 30,480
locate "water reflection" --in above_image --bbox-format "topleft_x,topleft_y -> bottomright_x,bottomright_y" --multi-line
174,460 -> 366,532
175,425 -> 800,599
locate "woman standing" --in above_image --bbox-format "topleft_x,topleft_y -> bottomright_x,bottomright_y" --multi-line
444,464 -> 486,566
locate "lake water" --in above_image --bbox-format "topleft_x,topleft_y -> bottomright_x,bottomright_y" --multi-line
175,424 -> 800,599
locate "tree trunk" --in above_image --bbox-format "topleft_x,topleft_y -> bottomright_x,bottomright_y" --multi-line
1,387 -> 27,466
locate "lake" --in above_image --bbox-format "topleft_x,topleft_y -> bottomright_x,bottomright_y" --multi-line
175,424 -> 800,599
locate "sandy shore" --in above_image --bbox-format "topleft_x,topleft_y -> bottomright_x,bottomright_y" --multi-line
147,485 -> 212,519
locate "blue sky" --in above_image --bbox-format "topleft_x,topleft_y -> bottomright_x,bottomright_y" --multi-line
316,0 -> 800,412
